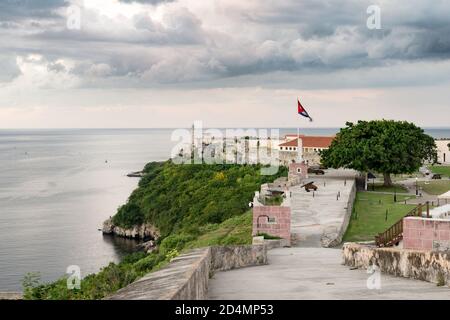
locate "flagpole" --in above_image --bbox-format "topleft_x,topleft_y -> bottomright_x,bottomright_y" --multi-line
297,127 -> 301,163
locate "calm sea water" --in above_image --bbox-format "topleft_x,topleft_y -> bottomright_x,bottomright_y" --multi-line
0,127 -> 448,291
0,129 -> 173,292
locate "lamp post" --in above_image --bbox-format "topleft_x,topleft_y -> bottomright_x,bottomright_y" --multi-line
415,177 -> 419,196
394,185 -> 397,203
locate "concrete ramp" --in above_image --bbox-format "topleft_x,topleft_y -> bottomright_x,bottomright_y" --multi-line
208,248 -> 450,300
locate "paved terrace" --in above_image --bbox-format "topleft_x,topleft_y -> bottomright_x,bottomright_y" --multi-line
208,248 -> 450,300
209,169 -> 450,299
290,169 -> 357,247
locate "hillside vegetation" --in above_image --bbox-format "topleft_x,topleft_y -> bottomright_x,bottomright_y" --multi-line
24,161 -> 286,299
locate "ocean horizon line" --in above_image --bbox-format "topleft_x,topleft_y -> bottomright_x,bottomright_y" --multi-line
1,126 -> 450,130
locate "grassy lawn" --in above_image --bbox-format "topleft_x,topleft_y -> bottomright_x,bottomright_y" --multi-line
418,180 -> 450,195
371,173 -> 420,182
367,183 -> 408,193
430,165 -> 450,178
343,192 -> 416,242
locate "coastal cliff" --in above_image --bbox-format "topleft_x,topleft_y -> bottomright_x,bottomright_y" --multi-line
102,218 -> 160,240
25,161 -> 287,300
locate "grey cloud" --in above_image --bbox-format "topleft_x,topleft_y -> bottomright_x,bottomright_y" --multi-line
0,0 -> 67,21
0,54 -> 21,82
47,61 -> 66,73
30,6 -> 205,46
241,0 -> 369,38
119,0 -> 175,4
1,0 -> 450,89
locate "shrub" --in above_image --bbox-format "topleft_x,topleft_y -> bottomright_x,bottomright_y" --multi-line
112,203 -> 144,228
120,251 -> 147,264
257,232 -> 282,240
159,233 -> 196,254
165,249 -> 179,261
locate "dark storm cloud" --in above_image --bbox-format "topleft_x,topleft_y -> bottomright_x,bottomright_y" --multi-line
240,0 -> 369,39
119,0 -> 175,4
0,0 -> 67,21
1,0 -> 450,88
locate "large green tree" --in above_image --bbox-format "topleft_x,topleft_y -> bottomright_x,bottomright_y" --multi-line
321,120 -> 437,186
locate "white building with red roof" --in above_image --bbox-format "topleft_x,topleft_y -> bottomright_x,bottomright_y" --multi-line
436,139 -> 450,164
278,134 -> 335,166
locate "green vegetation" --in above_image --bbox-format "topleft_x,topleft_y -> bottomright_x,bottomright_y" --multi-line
113,203 -> 143,228
430,165 -> 450,178
264,195 -> 284,206
418,181 -> 450,196
343,192 -> 416,242
256,233 -> 282,240
185,211 -> 253,248
437,272 -> 446,287
115,161 -> 286,236
23,250 -> 164,300
367,183 -> 408,193
25,161 -> 286,299
321,120 -> 437,186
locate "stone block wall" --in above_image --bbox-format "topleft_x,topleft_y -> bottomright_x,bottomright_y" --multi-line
343,243 -> 450,286
106,245 -> 268,300
210,245 -> 267,272
252,206 -> 291,245
403,217 -> 450,251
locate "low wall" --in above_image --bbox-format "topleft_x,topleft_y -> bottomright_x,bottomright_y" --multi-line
322,180 -> 356,247
343,243 -> 450,286
210,245 -> 267,271
403,217 -> 450,251
106,245 -> 267,300
264,238 -> 290,249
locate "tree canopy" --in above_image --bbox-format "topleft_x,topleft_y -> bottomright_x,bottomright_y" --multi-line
321,120 -> 437,186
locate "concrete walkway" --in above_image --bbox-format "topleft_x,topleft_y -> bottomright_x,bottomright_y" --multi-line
208,169 -> 450,300
208,248 -> 450,300
290,174 -> 355,247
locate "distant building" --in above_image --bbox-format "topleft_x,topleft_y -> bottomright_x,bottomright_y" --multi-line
436,139 -> 450,164
278,134 -> 335,166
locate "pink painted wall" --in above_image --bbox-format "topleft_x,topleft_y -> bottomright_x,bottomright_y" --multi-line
288,162 -> 308,180
403,217 -> 450,251
253,206 -> 291,245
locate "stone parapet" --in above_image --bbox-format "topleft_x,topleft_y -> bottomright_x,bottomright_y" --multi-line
343,242 -> 450,286
106,245 -> 267,300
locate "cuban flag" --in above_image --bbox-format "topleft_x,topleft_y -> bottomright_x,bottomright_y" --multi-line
297,98 -> 313,122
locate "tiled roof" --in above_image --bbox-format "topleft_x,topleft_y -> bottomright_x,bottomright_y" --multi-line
279,135 -> 334,148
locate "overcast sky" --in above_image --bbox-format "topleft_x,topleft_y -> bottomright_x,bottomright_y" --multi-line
1,0 -> 450,128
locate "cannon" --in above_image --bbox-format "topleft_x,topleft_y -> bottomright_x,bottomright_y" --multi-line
307,167 -> 325,175
300,181 -> 318,192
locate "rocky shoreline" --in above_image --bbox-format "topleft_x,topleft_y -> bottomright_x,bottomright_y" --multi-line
102,218 -> 160,239
102,218 -> 160,253
0,292 -> 23,300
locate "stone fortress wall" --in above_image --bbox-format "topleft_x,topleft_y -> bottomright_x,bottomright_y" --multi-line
106,245 -> 268,300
